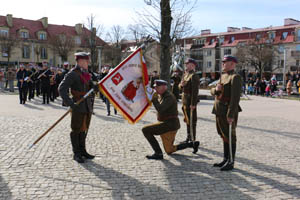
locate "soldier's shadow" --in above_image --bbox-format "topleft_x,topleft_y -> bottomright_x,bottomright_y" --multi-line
163,154 -> 258,199
0,174 -> 12,200
199,147 -> 300,198
80,161 -> 172,200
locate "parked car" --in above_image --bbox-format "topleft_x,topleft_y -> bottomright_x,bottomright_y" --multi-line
199,77 -> 212,88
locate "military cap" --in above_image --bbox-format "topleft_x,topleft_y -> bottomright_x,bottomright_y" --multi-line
63,62 -> 69,66
154,79 -> 168,87
185,58 -> 198,66
42,61 -> 48,67
222,55 -> 238,63
75,52 -> 90,60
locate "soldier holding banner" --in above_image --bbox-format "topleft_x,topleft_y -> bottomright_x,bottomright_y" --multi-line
142,80 -> 199,160
179,58 -> 200,148
59,52 -> 99,163
211,55 -> 242,171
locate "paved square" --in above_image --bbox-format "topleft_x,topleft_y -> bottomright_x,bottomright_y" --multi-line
0,92 -> 299,200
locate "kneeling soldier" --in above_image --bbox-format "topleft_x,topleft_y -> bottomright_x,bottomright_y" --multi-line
142,80 -> 199,160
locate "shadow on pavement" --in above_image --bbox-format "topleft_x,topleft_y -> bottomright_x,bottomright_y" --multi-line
198,117 -> 300,139
0,174 -> 12,200
199,147 -> 300,198
81,161 -> 172,200
163,155 -> 257,199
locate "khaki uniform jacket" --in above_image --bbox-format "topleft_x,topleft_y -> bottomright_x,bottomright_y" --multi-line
211,71 -> 242,118
58,66 -> 94,114
152,90 -> 180,130
180,70 -> 200,107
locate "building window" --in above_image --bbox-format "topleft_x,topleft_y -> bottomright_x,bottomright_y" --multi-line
229,36 -> 235,43
1,46 -> 8,57
297,30 -> 300,41
20,31 -> 28,39
206,50 -> 212,56
40,47 -> 47,59
22,46 -> 30,58
74,36 -> 81,45
278,45 -> 284,53
207,61 -> 212,68
224,48 -> 232,55
39,32 -> 47,40
0,30 -> 8,37
269,32 -> 276,39
219,37 -> 224,44
209,38 -> 215,44
296,45 -> 300,51
296,60 -> 299,66
281,32 -> 288,40
256,34 -> 261,41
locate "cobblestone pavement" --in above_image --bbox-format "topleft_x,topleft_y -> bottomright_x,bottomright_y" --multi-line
0,91 -> 300,200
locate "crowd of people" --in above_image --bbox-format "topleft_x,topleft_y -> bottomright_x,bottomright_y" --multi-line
244,72 -> 300,97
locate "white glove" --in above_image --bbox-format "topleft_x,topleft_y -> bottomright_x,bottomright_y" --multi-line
146,86 -> 155,100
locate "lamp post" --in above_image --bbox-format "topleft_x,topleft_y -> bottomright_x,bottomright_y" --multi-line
283,47 -> 290,89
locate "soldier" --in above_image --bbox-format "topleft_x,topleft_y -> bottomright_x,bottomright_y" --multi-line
16,64 -> 29,104
211,55 -> 242,171
58,52 -> 99,163
39,62 -> 51,104
179,58 -> 200,148
171,71 -> 181,101
142,80 -> 199,160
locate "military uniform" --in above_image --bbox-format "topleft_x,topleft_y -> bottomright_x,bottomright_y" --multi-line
39,68 -> 51,104
142,80 -> 199,160
16,67 -> 29,104
59,52 -> 98,163
211,56 -> 242,171
180,69 -> 200,142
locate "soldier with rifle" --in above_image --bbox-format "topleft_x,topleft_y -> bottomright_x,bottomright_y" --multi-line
179,58 -> 200,152
39,62 -> 51,104
58,52 -> 99,163
211,55 -> 242,171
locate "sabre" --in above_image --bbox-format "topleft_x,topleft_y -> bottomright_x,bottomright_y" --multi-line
29,88 -> 95,149
228,122 -> 233,163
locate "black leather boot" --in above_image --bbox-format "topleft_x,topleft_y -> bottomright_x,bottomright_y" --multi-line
70,132 -> 84,163
176,143 -> 189,151
220,143 -> 236,171
146,153 -> 163,160
192,141 -> 200,154
213,142 -> 228,167
80,132 -> 95,159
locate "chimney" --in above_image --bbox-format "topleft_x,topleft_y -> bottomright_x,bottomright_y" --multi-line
201,29 -> 211,35
242,27 -> 252,31
75,23 -> 83,35
6,14 -> 13,27
284,18 -> 300,26
227,27 -> 240,32
39,17 -> 48,28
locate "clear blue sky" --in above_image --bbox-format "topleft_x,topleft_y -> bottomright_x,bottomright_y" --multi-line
1,0 -> 299,36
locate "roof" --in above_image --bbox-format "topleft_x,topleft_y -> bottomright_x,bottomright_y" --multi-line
0,15 -> 106,46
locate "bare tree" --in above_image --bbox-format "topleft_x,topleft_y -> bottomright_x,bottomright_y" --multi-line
50,33 -> 75,63
136,0 -> 197,82
127,24 -> 146,44
235,40 -> 279,79
82,14 -> 105,72
0,34 -> 18,66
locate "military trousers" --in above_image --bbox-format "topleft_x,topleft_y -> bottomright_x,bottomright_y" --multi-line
142,119 -> 179,154
182,105 -> 197,141
215,115 -> 238,144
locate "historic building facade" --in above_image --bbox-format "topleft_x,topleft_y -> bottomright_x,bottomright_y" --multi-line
0,14 -> 109,68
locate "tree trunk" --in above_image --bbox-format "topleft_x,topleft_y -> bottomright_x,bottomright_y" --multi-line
160,0 -> 172,85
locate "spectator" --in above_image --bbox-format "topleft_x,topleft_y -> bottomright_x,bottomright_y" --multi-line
6,67 -> 16,92
265,84 -> 271,97
0,69 -> 5,91
286,80 -> 293,96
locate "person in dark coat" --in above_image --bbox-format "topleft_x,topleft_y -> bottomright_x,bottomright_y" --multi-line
16,64 -> 29,104
39,62 -> 51,104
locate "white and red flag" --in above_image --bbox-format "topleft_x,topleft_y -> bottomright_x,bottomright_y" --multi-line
99,47 -> 151,124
